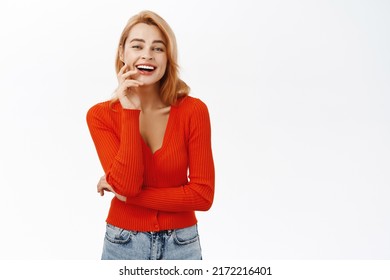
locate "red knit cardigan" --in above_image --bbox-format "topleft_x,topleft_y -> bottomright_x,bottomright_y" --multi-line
86,96 -> 215,231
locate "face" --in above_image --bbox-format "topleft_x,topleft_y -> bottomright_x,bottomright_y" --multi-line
121,23 -> 168,85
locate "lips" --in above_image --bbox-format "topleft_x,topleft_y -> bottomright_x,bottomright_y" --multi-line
136,64 -> 156,73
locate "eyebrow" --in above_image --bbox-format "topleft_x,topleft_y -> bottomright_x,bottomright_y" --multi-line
129,38 -> 166,46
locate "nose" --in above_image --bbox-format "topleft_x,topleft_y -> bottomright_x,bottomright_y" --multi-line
141,49 -> 154,60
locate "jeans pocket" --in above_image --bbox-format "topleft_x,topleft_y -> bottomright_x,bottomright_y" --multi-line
173,225 -> 199,245
105,224 -> 137,245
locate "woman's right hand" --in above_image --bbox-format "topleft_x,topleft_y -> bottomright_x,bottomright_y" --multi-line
115,64 -> 144,109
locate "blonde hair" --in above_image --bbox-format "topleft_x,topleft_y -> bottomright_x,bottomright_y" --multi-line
112,10 -> 189,106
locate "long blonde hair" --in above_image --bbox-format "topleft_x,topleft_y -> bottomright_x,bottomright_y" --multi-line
112,10 -> 189,106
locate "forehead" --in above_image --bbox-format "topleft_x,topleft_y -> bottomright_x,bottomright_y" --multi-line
127,23 -> 165,42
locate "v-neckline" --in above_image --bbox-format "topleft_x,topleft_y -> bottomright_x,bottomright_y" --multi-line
140,106 -> 174,157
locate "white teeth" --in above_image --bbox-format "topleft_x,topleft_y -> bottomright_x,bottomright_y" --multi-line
137,65 -> 155,70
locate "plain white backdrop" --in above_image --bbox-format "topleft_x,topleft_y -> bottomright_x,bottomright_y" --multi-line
0,0 -> 389,260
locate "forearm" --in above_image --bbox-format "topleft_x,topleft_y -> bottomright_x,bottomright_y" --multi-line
105,109 -> 143,197
126,182 -> 214,212
87,106 -> 144,198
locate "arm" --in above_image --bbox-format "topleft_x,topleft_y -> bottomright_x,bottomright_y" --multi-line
126,100 -> 215,212
87,65 -> 145,197
86,104 -> 144,197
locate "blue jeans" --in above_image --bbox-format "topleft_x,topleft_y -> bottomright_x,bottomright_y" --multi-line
101,224 -> 202,260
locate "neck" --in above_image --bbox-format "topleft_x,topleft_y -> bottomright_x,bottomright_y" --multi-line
135,83 -> 167,111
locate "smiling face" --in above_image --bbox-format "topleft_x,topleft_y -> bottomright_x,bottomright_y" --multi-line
120,23 -> 168,86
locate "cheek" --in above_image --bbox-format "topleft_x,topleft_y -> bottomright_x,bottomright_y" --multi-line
123,50 -> 136,63
159,59 -> 168,74
160,64 -> 167,75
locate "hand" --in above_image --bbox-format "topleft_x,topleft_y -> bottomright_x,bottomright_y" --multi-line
97,175 -> 127,202
115,64 -> 143,109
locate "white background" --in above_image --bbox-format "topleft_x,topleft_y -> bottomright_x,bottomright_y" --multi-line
0,0 -> 389,260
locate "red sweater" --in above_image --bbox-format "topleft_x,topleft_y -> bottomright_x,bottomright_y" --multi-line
86,96 -> 215,232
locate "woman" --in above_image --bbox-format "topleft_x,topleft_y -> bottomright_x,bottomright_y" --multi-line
86,10 -> 215,260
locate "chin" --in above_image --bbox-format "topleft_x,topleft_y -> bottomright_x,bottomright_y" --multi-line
140,80 -> 159,87
139,76 -> 161,85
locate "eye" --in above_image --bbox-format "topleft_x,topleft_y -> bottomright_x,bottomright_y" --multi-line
153,47 -> 165,52
131,45 -> 142,50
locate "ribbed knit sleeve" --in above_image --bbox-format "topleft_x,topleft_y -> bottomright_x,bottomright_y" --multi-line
86,103 -> 143,197
127,99 -> 215,212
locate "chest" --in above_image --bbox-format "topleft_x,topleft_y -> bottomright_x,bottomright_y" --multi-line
139,109 -> 170,154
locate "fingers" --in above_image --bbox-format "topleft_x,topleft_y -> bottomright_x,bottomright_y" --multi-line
98,186 -> 113,196
123,79 -> 143,88
96,177 -> 125,202
117,81 -> 144,99
117,64 -> 143,92
97,183 -> 112,192
122,68 -> 138,79
118,63 -> 129,75
115,64 -> 143,109
97,175 -> 114,197
118,64 -> 137,80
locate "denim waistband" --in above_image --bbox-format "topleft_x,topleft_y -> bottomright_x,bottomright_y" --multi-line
147,229 -> 173,235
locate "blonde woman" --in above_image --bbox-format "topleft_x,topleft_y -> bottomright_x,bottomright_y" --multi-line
86,10 -> 215,260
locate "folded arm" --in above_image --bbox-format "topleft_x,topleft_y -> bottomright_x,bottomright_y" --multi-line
87,104 -> 144,197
